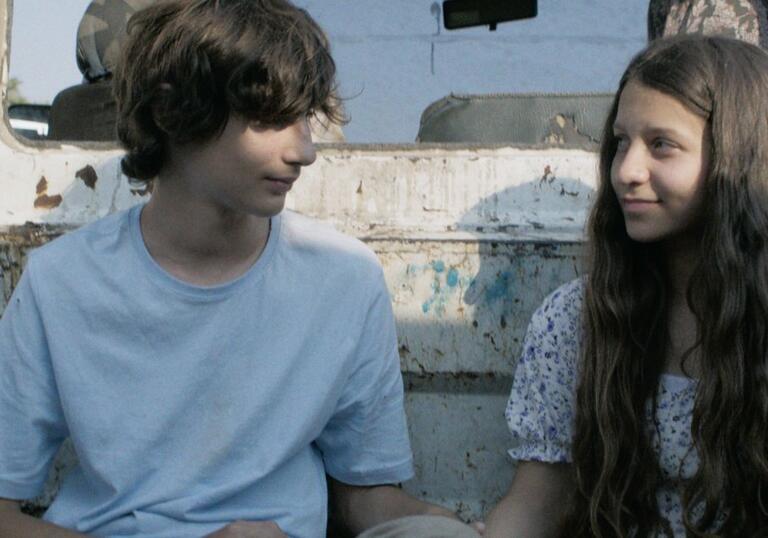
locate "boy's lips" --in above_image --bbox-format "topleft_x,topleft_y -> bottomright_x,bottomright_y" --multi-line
267,176 -> 298,184
264,176 -> 298,193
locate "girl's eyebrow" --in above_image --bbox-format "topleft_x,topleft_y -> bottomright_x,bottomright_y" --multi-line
612,123 -> 689,140
645,127 -> 686,139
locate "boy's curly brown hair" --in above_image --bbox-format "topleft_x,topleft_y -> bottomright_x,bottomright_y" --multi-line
114,0 -> 343,181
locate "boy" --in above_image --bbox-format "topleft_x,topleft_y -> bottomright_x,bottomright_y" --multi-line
0,1 -> 479,536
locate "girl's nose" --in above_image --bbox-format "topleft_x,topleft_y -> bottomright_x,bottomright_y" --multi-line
612,143 -> 649,186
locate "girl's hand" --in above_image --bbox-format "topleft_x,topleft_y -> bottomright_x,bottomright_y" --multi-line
470,520 -> 486,535
205,521 -> 288,537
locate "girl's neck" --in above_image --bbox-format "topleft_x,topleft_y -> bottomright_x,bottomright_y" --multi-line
663,234 -> 700,301
662,234 -> 702,378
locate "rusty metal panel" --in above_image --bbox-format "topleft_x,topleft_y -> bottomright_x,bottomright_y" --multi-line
0,225 -> 66,316
1,231 -> 582,519
372,238 -> 581,375
368,237 -> 581,517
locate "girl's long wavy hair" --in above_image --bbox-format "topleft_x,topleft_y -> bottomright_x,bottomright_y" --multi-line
562,35 -> 768,536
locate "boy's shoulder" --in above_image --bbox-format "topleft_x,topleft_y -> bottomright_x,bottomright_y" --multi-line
27,208 -> 132,269
280,210 -> 382,272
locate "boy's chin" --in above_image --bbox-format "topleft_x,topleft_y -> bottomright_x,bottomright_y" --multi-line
247,202 -> 286,219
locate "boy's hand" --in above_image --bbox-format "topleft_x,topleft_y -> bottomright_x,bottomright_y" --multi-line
205,521 -> 288,537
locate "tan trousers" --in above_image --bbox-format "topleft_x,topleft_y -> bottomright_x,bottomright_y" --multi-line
357,515 -> 481,538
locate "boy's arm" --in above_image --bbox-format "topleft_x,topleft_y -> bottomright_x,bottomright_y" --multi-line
0,499 -> 87,537
328,477 -> 459,534
483,461 -> 571,538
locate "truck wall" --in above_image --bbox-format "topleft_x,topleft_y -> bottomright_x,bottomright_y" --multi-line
0,1 -> 598,519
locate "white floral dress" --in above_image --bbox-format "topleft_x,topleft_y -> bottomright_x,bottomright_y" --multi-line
505,279 -> 699,536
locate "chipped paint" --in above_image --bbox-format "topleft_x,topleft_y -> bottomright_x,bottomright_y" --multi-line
33,177 -> 63,209
0,151 -> 594,520
76,165 -> 98,190
35,176 -> 47,195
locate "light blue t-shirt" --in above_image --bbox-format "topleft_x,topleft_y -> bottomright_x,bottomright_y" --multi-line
0,205 -> 414,538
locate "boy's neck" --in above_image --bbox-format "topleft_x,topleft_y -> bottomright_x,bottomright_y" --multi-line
139,180 -> 271,287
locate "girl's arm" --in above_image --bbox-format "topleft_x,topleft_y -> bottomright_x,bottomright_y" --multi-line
0,499 -> 87,537
484,461 -> 571,538
327,478 -> 462,535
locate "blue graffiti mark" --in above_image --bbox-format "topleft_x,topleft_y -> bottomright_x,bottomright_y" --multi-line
431,277 -> 440,293
418,261 -> 464,317
485,271 -> 512,303
446,268 -> 459,288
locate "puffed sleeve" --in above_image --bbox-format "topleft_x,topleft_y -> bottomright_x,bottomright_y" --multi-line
0,259 -> 68,500
504,279 -> 583,463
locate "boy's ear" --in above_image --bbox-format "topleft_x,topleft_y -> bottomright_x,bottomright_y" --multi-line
149,83 -> 179,135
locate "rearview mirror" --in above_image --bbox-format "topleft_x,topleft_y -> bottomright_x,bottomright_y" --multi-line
443,0 -> 537,31
8,104 -> 50,140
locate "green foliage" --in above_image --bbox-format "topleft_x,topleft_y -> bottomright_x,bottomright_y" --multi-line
7,77 -> 28,105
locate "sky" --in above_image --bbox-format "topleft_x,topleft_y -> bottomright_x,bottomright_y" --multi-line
9,1 -> 647,143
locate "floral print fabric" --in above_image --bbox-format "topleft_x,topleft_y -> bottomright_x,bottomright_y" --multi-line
505,278 -> 698,536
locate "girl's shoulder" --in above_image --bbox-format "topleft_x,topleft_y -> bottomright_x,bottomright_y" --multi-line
518,277 -> 584,379
506,277 -> 584,462
528,277 -> 585,336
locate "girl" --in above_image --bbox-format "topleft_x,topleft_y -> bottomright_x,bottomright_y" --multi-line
485,35 -> 768,537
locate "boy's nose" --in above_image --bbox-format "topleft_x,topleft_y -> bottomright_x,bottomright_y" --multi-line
283,118 -> 317,167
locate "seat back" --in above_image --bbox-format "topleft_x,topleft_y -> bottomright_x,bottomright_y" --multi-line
416,92 -> 614,147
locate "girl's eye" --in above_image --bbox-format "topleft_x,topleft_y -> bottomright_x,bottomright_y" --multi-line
651,138 -> 676,152
614,135 -> 629,152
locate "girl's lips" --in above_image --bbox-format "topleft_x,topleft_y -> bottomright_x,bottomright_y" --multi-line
621,198 -> 659,211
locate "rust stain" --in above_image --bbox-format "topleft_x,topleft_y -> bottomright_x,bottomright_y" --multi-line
76,165 -> 98,190
540,165 -> 555,185
34,176 -> 63,209
34,194 -> 63,209
0,222 -> 69,245
559,184 -> 579,197
543,113 -> 597,146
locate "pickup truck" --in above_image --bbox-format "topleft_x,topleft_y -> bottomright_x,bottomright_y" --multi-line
0,0 -> 624,524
